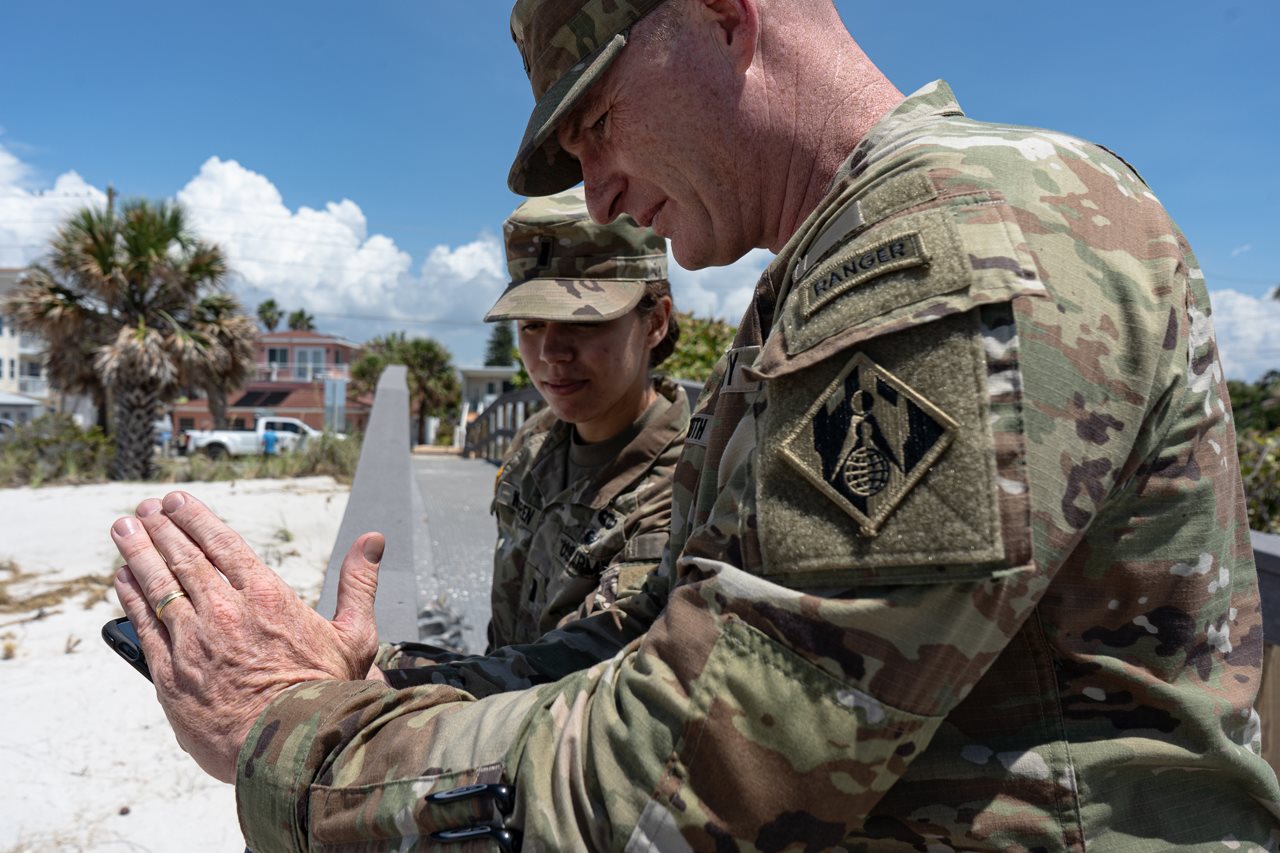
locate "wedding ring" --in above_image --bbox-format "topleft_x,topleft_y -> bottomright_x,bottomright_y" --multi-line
153,589 -> 189,621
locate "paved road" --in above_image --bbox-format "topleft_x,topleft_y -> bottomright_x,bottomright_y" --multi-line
411,453 -> 499,655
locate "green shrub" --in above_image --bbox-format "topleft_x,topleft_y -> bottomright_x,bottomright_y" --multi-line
152,431 -> 362,485
663,311 -> 738,384
1238,429 -> 1280,534
0,414 -> 111,487
290,431 -> 362,483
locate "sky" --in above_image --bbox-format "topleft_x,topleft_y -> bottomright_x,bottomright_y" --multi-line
1,1 -> 1278,376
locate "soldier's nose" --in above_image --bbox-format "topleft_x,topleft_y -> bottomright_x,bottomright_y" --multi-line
542,325 -> 576,361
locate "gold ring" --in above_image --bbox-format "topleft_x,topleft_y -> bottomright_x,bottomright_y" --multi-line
153,589 -> 189,621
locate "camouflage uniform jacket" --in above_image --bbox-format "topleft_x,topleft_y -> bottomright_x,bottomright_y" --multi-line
486,378 -> 689,650
235,82 -> 1280,851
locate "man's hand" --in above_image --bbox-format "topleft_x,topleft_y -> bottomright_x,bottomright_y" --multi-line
110,490 -> 385,783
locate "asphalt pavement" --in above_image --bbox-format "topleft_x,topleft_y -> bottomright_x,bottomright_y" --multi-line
411,453 -> 500,654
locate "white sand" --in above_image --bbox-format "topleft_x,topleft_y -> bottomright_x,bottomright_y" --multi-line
0,477 -> 350,852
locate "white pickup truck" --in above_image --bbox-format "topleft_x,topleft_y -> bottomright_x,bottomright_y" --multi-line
180,416 -> 323,458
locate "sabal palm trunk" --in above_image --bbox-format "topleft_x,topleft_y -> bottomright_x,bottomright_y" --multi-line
110,383 -> 161,481
208,387 -> 230,430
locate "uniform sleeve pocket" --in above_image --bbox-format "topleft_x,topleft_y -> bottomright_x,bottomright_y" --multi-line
746,198 -> 1042,587
754,198 -> 1045,380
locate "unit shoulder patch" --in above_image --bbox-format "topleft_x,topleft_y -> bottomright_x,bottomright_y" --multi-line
781,352 -> 958,537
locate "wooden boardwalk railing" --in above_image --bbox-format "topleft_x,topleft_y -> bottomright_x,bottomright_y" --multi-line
462,387 -> 545,463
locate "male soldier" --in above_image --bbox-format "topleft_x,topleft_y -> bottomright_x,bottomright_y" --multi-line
110,0 -> 1280,849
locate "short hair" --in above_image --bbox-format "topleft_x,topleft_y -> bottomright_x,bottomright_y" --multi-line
632,0 -> 684,47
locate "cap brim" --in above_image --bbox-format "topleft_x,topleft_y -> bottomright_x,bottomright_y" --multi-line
484,277 -> 645,323
507,33 -> 628,197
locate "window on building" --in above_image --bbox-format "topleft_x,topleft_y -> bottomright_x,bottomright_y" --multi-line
179,418 -> 195,432
232,417 -> 247,429
295,347 -> 325,380
8,359 -> 13,380
487,382 -> 497,395
267,347 -> 289,365
333,349 -> 344,365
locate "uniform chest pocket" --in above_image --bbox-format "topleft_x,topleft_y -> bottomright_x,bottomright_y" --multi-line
552,507 -> 622,578
494,480 -> 537,529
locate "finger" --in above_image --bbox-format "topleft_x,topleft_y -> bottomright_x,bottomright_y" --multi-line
332,532 -> 384,641
159,491 -> 264,589
114,564 -> 175,674
134,498 -> 225,607
111,516 -> 190,620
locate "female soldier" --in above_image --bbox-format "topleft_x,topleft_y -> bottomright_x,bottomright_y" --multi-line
480,187 -> 690,650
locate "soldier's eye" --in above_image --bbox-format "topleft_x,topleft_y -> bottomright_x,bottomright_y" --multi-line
591,110 -> 609,134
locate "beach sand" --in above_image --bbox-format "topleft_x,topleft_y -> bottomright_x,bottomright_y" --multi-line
0,476 -> 349,852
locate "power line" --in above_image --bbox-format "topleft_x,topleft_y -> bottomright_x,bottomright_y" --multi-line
0,200 -> 499,236
309,311 -> 487,328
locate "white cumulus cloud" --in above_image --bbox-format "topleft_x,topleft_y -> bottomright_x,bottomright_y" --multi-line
0,147 -> 510,361
669,247 -> 772,325
0,140 -> 107,269
173,158 -> 519,363
176,157 -> 413,323
0,142 -> 30,187
1206,289 -> 1280,381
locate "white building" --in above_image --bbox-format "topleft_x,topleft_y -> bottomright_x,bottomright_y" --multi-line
0,268 -> 50,423
457,364 -> 520,415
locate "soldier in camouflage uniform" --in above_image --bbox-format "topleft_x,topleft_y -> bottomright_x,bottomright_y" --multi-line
384,188 -> 688,666
108,0 -> 1280,850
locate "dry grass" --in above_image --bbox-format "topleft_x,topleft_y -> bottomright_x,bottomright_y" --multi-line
0,559 -> 115,616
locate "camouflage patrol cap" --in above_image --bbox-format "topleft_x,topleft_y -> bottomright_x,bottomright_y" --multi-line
485,186 -> 667,323
507,0 -> 668,196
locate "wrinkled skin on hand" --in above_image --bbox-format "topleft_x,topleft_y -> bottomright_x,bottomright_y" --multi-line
110,490 -> 385,783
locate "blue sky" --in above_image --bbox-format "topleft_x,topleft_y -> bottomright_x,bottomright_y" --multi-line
2,1 -> 1277,375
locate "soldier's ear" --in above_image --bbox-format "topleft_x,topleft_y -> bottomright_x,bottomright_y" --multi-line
693,0 -> 758,75
646,295 -> 673,346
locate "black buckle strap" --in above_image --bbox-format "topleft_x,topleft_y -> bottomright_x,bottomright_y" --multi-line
430,824 -> 520,852
425,783 -> 514,814
426,783 -> 521,851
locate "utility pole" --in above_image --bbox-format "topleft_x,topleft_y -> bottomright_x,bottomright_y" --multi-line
106,183 -> 116,218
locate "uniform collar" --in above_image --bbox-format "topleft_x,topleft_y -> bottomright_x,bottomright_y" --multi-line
529,378 -> 688,509
745,80 -> 966,340
837,79 -> 965,187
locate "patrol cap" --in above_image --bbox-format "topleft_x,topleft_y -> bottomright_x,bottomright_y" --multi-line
507,0 -> 668,197
485,186 -> 667,323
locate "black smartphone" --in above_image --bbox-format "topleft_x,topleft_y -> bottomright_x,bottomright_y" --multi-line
102,616 -> 152,682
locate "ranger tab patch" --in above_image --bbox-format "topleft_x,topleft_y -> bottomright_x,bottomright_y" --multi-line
782,352 -> 957,537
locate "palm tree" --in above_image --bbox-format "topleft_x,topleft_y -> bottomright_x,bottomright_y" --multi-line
186,294 -> 259,429
257,298 -> 283,332
287,309 -> 316,331
352,332 -> 461,445
3,199 -> 255,480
